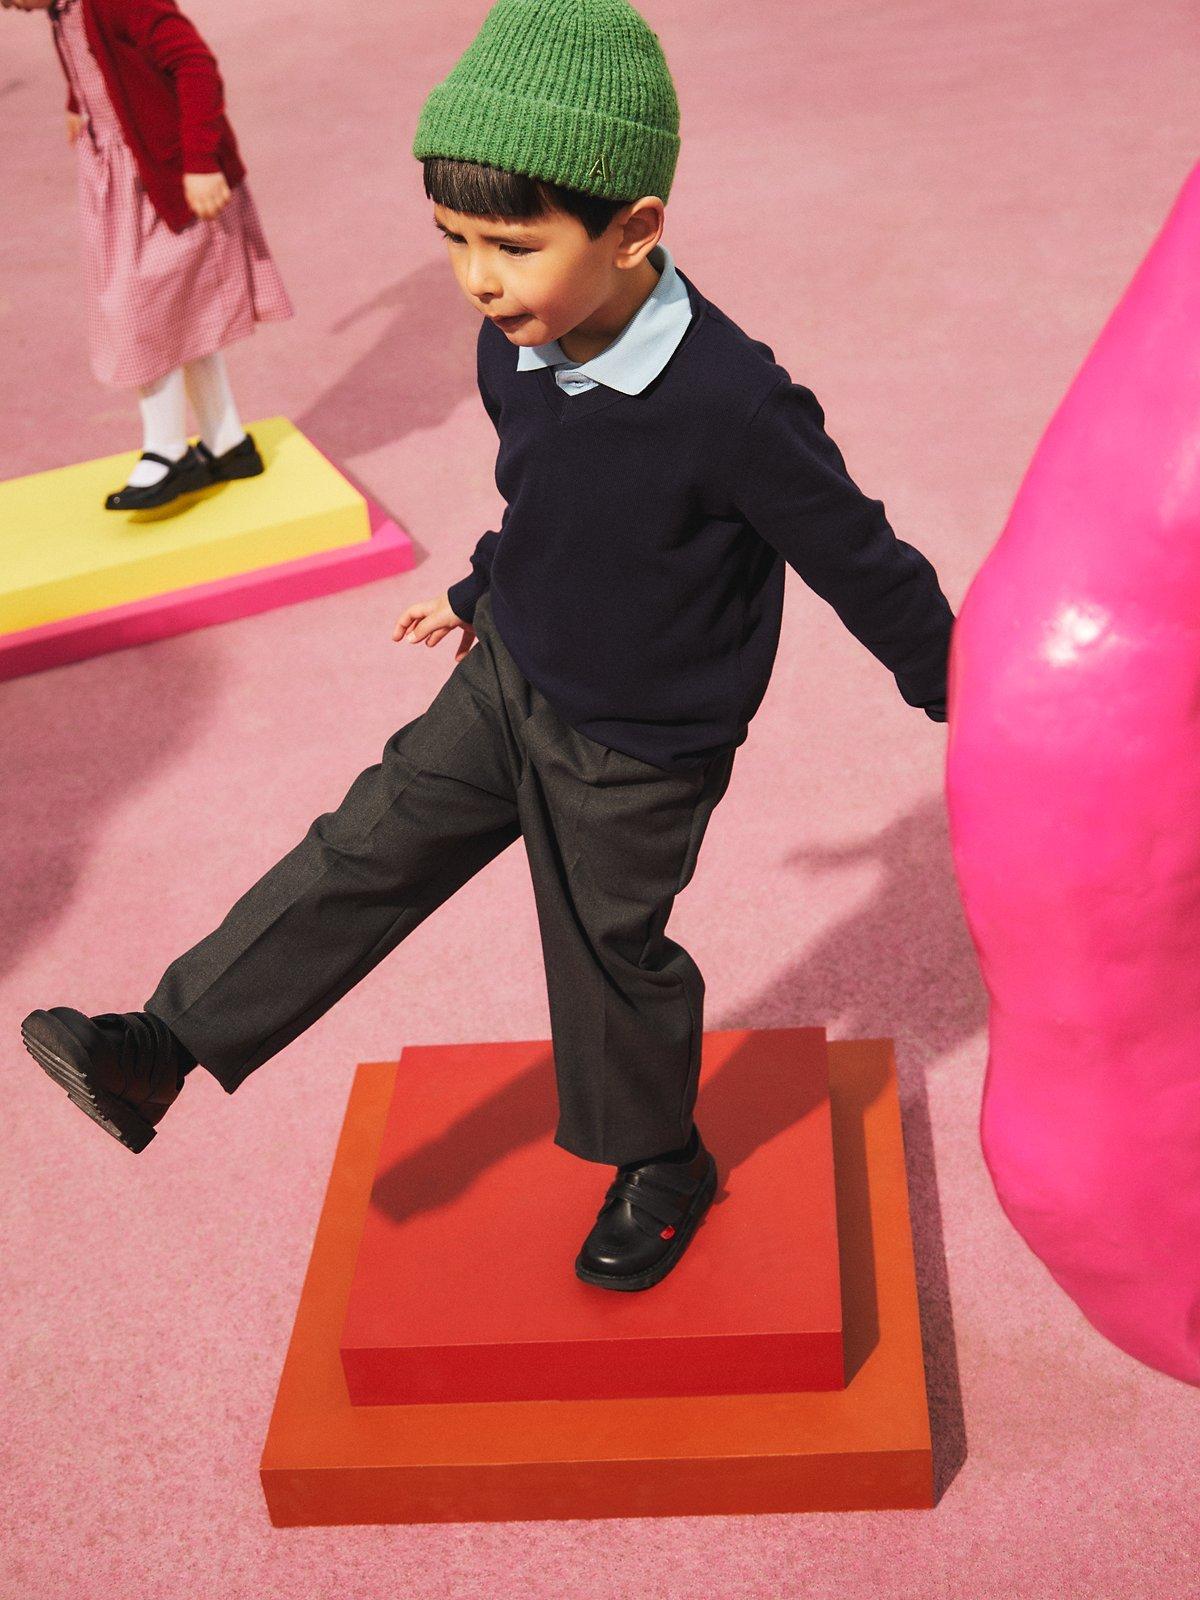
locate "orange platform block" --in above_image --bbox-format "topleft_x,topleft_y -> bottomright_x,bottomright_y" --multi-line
259,1031 -> 934,1525
340,1028 -> 843,1404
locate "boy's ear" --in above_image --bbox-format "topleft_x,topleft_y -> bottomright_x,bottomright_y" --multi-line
615,197 -> 665,265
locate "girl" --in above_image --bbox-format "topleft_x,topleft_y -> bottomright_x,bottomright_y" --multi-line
4,0 -> 294,509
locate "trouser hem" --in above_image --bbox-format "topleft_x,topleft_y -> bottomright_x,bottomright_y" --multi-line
144,1003 -> 260,1096
553,1117 -> 698,1169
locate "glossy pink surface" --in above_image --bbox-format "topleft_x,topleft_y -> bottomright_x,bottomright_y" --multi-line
946,163 -> 1200,1384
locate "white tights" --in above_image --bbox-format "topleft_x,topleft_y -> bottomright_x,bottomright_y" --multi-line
127,352 -> 246,487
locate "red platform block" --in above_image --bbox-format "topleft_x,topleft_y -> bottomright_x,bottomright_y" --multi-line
259,1031 -> 934,1525
340,1027 -> 843,1404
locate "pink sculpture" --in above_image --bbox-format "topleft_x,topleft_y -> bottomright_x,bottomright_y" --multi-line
945,162 -> 1200,1384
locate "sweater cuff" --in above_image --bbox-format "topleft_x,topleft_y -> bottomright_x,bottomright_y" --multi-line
447,572 -> 484,626
181,151 -> 223,174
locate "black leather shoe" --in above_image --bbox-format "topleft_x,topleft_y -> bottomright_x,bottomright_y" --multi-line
575,1128 -> 718,1292
104,445 -> 213,510
20,1007 -> 194,1153
196,432 -> 264,481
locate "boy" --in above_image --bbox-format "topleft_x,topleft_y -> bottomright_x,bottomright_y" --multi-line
21,0 -> 954,1293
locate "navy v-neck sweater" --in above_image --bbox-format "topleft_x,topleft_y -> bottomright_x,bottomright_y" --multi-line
448,268 -> 955,772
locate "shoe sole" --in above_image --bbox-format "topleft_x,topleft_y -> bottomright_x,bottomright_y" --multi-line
574,1155 -> 718,1292
104,479 -> 212,511
20,1011 -> 155,1154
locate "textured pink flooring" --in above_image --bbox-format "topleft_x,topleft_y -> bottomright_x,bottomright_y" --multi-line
2,2 -> 1198,1595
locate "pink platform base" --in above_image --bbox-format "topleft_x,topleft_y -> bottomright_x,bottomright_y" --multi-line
0,497 -> 413,683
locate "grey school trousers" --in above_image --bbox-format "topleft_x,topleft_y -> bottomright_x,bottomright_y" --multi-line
145,589 -> 736,1166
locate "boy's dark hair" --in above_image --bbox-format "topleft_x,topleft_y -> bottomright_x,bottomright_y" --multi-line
421,156 -> 629,240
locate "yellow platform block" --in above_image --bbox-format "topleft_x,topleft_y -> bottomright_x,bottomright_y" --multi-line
0,418 -> 371,634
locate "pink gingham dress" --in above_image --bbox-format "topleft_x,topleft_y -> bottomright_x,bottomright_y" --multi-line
53,0 -> 294,389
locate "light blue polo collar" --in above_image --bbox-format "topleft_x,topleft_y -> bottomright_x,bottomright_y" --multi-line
514,242 -> 692,395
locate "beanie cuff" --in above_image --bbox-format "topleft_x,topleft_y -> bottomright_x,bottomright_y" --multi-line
412,80 -> 679,203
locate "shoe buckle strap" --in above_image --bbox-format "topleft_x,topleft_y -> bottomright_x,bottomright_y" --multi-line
107,1010 -> 177,1096
604,1176 -> 685,1230
619,1159 -> 701,1196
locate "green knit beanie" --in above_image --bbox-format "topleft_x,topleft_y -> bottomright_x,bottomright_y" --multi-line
411,0 -> 681,204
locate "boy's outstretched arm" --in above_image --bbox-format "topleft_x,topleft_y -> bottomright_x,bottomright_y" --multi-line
734,376 -> 954,721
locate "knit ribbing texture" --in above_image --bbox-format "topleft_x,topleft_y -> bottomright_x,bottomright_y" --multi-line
412,0 -> 680,202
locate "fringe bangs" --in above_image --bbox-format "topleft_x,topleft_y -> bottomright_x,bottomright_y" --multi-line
420,156 -> 626,240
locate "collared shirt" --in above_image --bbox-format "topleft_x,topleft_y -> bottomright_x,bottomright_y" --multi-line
514,242 -> 693,396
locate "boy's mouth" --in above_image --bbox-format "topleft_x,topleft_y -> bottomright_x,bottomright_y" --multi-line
492,313 -> 531,331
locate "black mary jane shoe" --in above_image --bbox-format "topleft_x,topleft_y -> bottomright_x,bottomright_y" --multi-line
196,431 -> 264,482
104,444 -> 213,511
574,1127 -> 718,1292
20,1006 -> 193,1153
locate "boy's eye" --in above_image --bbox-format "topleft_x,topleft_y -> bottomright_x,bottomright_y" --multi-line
439,231 -> 531,258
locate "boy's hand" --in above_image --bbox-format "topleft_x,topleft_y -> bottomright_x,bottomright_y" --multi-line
184,171 -> 231,219
393,593 -> 476,661
66,112 -> 85,145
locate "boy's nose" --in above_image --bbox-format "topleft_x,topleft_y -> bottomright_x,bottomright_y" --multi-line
465,265 -> 502,301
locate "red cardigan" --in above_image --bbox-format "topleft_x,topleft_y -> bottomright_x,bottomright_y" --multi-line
52,0 -> 246,233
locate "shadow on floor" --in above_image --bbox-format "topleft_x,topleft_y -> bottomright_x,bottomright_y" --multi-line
294,260 -> 481,464
1,632 -> 223,987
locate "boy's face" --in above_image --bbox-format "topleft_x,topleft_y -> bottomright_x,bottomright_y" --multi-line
433,195 -> 664,351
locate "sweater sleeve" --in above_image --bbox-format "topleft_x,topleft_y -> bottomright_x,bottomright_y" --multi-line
447,335 -> 505,626
734,376 -> 955,719
447,528 -> 502,625
116,0 -> 228,172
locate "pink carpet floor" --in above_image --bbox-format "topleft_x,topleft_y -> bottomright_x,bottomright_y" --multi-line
2,2 -> 1198,1596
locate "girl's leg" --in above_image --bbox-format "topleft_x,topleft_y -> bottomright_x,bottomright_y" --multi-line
126,366 -> 189,487
183,350 -> 247,458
